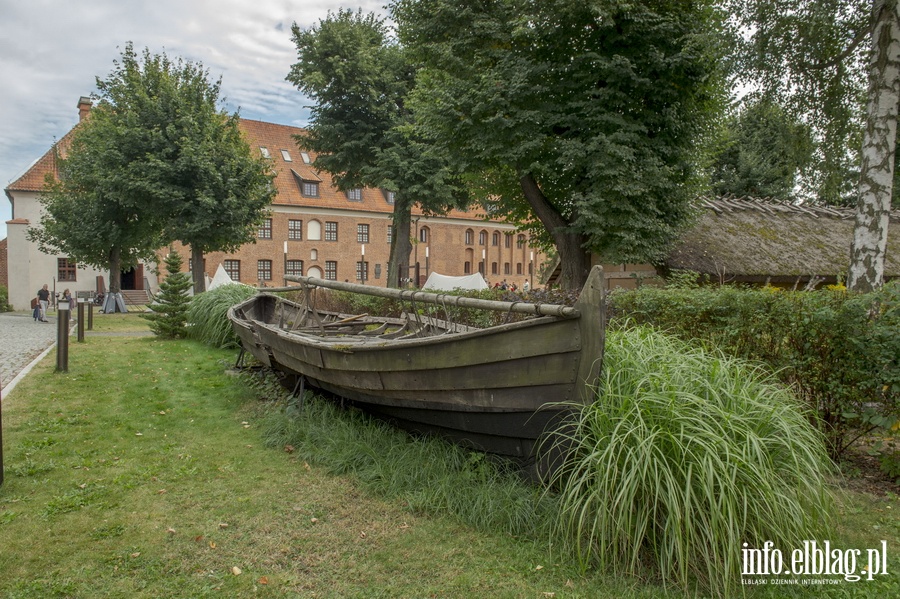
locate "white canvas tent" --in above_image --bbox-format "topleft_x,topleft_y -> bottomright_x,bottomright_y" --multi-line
208,264 -> 235,291
423,272 -> 489,291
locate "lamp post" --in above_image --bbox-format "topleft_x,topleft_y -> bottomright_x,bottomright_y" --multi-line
481,248 -> 486,276
360,244 -> 366,284
425,246 -> 430,278
283,241 -> 288,286
530,251 -> 534,291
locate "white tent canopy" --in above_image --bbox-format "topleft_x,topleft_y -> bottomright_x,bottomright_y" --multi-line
423,272 -> 489,291
208,264 -> 234,291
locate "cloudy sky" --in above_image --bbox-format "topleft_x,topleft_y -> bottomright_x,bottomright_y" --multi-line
0,0 -> 387,239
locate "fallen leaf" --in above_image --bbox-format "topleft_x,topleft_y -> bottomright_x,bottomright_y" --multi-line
303,462 -> 311,471
258,576 -> 269,585
159,411 -> 166,415
359,531 -> 367,538
284,445 -> 295,454
399,523 -> 410,530
79,483 -> 87,489
167,528 -> 176,535
209,541 -> 217,549
310,517 -> 318,524
535,565 -> 543,570
542,593 -> 555,598
157,489 -> 167,495
194,535 -> 204,542
218,523 -> 229,529
565,580 -> 574,588
135,432 -> 143,436
232,566 -> 242,576
130,552 -> 141,558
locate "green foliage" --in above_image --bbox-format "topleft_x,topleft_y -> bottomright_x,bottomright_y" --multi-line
610,282 -> 900,460
142,251 -> 192,338
710,96 -> 814,200
0,284 -> 11,312
185,283 -> 257,348
545,327 -> 834,596
395,0 -> 729,274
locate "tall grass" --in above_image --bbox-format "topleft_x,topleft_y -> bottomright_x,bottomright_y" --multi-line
186,283 -> 257,348
544,326 -> 834,597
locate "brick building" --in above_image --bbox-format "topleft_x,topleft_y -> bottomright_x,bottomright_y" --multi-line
2,99 -> 542,310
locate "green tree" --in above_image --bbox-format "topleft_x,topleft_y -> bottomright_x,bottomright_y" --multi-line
732,0 -> 899,291
710,97 -> 814,200
287,9 -> 469,287
143,250 -> 192,338
30,43 -> 274,298
392,0 -> 727,289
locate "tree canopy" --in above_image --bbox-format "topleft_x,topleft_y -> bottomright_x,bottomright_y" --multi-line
30,43 -> 274,295
287,9 -> 469,287
392,0 -> 728,289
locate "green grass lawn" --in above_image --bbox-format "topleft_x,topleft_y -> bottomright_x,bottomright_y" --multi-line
0,314 -> 897,598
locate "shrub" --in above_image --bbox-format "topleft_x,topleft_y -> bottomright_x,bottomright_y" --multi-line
545,326 -> 834,596
186,283 -> 257,348
0,285 -> 10,312
610,282 -> 900,460
142,252 -> 192,338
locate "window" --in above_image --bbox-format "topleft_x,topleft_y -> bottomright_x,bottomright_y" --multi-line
464,261 -> 471,274
346,188 -> 362,201
504,263 -> 511,275
504,233 -> 512,249
302,181 -> 319,197
300,151 -> 311,164
286,260 -> 304,277
517,263 -> 523,275
308,220 -> 322,241
465,229 -> 474,245
387,225 -> 393,244
419,226 -> 429,243
259,146 -> 270,158
383,190 -> 396,204
492,231 -> 500,246
288,219 -> 303,240
325,261 -> 337,281
356,261 -> 369,282
517,234 -> 526,248
479,230 -> 487,245
257,259 -> 272,281
224,260 -> 241,282
478,260 -> 485,275
357,223 -> 369,244
257,218 -> 272,239
58,258 -> 77,282
491,262 -> 498,275
325,221 -> 338,242
281,149 -> 292,162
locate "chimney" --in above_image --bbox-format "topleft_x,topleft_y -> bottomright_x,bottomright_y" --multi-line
77,96 -> 92,121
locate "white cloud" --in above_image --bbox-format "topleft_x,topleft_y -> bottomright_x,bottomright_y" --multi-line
0,0 -> 387,238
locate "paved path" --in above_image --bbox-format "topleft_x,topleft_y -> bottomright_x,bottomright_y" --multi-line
0,311 -> 60,393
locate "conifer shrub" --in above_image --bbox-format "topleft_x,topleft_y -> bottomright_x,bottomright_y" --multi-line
142,252 -> 192,338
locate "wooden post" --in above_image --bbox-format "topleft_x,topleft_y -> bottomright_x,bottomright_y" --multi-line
56,302 -> 70,372
77,298 -> 85,342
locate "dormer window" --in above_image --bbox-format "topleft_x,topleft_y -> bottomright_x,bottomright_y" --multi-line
281,149 -> 292,162
302,181 -> 319,197
260,146 -> 270,158
383,190 -> 396,204
346,188 -> 362,201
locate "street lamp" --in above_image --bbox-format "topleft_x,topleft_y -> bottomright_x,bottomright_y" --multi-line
283,241 -> 288,285
360,244 -> 366,284
481,248 -> 486,276
529,251 -> 534,291
425,246 -> 430,278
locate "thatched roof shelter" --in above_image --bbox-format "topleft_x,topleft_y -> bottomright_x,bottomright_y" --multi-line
666,197 -> 900,285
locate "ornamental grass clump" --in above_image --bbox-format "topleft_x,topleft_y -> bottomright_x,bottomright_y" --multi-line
186,283 -> 257,348
545,326 -> 834,597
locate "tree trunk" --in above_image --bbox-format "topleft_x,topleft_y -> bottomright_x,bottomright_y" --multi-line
387,195 -> 414,288
107,246 -> 122,294
848,0 -> 900,292
519,173 -> 591,290
191,245 -> 207,294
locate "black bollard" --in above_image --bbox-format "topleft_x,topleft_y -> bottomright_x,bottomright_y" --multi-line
88,301 -> 93,330
77,298 -> 85,342
56,302 -> 70,372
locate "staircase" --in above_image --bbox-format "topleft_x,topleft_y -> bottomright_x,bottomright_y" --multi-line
120,289 -> 152,306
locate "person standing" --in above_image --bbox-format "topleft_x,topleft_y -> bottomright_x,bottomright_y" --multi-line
36,284 -> 50,322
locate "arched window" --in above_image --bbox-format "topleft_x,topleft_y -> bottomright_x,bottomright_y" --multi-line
479,230 -> 488,245
307,266 -> 323,279
492,231 -> 500,246
419,226 -> 430,243
308,220 -> 322,241
465,229 -> 474,245
517,234 -> 526,248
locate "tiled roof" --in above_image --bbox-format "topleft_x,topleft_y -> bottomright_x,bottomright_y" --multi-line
6,116 -> 486,222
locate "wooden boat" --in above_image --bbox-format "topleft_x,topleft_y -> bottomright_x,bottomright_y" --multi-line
228,266 -> 606,463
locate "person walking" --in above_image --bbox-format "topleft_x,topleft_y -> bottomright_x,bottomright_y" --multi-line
36,284 -> 50,322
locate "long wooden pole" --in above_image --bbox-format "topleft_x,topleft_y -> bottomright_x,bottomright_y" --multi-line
264,276 -> 580,319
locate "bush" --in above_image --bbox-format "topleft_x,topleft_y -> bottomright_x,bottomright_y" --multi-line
610,282 -> 900,460
142,252 -> 192,338
545,326 -> 834,596
0,285 -> 11,312
186,283 -> 257,348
